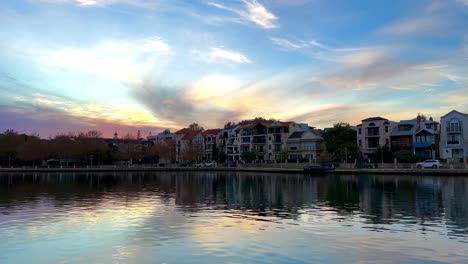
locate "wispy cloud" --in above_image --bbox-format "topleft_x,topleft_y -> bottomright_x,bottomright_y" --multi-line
207,0 -> 278,29
40,0 -> 158,8
381,17 -> 447,36
270,37 -> 328,50
193,47 -> 251,63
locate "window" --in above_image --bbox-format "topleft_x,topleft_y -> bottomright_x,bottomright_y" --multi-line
385,126 -> 388,133
359,139 -> 362,146
448,135 -> 460,144
385,138 -> 389,146
269,145 -> 271,150
358,128 -> 361,134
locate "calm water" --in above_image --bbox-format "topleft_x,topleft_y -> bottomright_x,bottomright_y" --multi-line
0,172 -> 467,263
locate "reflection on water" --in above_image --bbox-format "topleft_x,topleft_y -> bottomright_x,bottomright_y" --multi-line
0,172 -> 467,263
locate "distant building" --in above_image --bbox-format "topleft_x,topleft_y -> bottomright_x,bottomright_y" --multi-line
390,115 -> 440,160
356,117 -> 397,158
440,110 -> 468,163
147,129 -> 176,143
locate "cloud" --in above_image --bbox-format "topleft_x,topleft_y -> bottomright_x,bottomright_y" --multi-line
193,47 -> 251,63
46,37 -> 171,83
207,0 -> 278,29
129,81 -> 243,128
40,0 -> 158,8
270,37 -> 328,50
381,17 -> 447,36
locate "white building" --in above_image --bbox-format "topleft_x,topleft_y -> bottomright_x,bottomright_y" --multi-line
440,110 -> 468,163
357,117 -> 397,158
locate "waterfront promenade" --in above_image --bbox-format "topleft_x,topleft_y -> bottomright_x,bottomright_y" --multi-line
1,166 -> 467,176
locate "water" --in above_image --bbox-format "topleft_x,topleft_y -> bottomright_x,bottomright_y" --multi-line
0,172 -> 467,263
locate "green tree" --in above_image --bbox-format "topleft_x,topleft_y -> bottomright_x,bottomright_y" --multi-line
394,150 -> 418,163
322,123 -> 358,162
279,150 -> 289,162
241,151 -> 258,163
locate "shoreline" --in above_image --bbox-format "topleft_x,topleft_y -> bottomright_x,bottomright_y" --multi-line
0,167 -> 467,176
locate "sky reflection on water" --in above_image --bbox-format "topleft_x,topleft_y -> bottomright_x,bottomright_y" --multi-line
0,172 -> 467,263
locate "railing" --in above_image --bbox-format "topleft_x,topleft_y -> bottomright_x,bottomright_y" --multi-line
447,140 -> 460,145
447,127 -> 462,133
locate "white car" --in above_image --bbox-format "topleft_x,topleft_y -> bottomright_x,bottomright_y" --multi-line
416,160 -> 443,169
204,161 -> 217,167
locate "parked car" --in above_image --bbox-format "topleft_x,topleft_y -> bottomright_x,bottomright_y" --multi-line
416,160 -> 443,169
194,162 -> 205,167
204,161 -> 217,167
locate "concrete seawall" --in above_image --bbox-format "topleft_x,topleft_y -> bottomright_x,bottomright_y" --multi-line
0,167 -> 467,176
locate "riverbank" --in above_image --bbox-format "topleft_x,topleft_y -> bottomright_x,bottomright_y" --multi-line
1,166 -> 468,175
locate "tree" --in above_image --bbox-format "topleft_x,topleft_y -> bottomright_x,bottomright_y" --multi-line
224,121 -> 237,128
188,123 -> 204,132
0,130 -> 24,166
241,151 -> 258,163
279,150 -> 288,162
394,150 -> 418,163
322,123 -> 358,162
17,136 -> 48,166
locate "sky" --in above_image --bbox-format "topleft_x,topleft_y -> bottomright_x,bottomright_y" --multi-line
0,0 -> 467,138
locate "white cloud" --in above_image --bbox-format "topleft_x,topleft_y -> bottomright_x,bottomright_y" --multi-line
46,37 -> 171,83
270,37 -> 328,50
208,0 -> 278,29
194,47 -> 251,64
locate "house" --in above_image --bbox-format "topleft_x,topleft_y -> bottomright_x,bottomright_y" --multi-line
356,117 -> 397,158
390,115 -> 440,160
440,110 -> 468,163
286,129 -> 325,163
175,128 -> 204,162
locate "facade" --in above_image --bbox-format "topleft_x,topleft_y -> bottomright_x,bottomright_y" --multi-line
390,115 -> 440,160
440,110 -> 468,162
357,117 -> 397,157
202,129 -> 223,161
223,125 -> 240,161
234,121 -> 303,162
286,130 -> 325,162
175,128 -> 204,162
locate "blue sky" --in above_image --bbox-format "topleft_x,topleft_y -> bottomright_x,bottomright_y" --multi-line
0,0 -> 467,137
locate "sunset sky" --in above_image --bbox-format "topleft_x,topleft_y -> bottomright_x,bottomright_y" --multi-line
1,0 -> 467,137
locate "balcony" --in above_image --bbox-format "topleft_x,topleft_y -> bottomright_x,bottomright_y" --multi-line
447,127 -> 462,133
447,140 -> 460,145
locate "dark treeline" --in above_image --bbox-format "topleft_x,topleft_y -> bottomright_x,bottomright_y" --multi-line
0,129 -> 173,167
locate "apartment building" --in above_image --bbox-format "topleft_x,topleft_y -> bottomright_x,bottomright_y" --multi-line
202,128 -> 223,161
357,117 -> 397,157
440,110 -> 468,162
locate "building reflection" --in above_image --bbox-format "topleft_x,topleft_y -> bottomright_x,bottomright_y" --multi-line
0,172 -> 467,237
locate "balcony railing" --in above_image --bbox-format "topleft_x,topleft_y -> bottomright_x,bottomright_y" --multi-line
447,127 -> 462,133
447,140 -> 460,145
